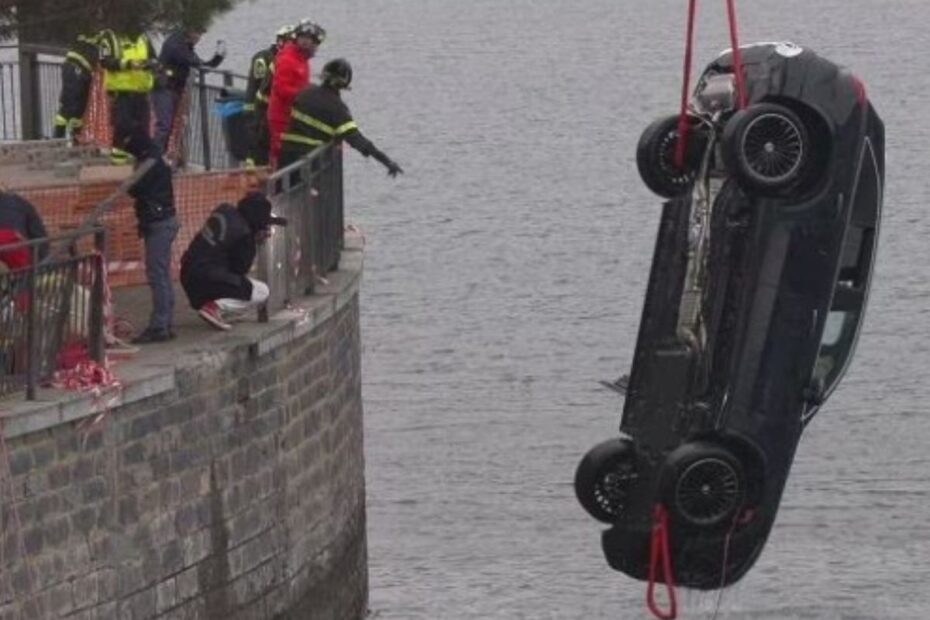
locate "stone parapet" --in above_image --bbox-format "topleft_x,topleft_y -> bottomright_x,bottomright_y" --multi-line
0,242 -> 368,620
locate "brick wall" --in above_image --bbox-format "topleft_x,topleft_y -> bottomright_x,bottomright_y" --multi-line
0,295 -> 367,620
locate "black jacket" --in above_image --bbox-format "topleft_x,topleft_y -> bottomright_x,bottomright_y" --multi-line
0,192 -> 49,260
127,151 -> 176,230
158,30 -> 223,92
282,84 -> 383,159
180,204 -> 257,308
245,45 -> 277,107
98,30 -> 157,73
65,33 -> 101,72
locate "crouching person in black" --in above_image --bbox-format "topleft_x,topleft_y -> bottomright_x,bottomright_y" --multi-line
180,192 -> 286,331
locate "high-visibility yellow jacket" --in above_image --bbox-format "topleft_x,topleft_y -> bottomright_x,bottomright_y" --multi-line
98,29 -> 156,93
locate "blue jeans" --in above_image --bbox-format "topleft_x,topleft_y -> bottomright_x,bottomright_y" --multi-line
152,88 -> 181,153
143,216 -> 179,331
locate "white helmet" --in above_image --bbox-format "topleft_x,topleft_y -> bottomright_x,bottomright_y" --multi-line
276,24 -> 296,40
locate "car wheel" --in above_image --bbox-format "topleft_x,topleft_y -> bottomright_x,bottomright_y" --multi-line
636,115 -> 706,198
574,438 -> 638,523
663,441 -> 745,528
722,103 -> 809,195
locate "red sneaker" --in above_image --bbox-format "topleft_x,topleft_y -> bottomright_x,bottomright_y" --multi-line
197,301 -> 232,331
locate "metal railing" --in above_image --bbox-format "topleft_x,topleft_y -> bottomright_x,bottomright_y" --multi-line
0,227 -> 106,399
259,144 -> 345,317
0,44 -> 248,170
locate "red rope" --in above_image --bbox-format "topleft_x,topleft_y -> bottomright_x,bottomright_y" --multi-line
646,504 -> 678,620
673,0 -> 699,170
674,0 -> 749,170
725,0 -> 748,109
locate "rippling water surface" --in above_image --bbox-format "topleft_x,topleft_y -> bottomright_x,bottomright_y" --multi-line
211,0 -> 930,617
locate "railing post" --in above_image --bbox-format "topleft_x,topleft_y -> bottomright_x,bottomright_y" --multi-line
25,245 -> 39,400
334,146 -> 345,264
18,48 -> 41,140
197,68 -> 212,170
88,229 -> 106,363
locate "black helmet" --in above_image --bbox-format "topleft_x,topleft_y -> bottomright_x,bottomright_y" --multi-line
322,58 -> 353,90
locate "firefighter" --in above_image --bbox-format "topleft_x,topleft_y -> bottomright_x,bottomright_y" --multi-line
279,58 -> 404,177
152,28 -> 225,153
243,24 -> 295,167
52,32 -> 101,141
267,20 -> 326,165
97,25 -> 158,164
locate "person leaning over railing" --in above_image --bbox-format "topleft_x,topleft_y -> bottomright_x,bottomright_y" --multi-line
53,31 -> 102,141
180,192 -> 286,331
152,27 -> 226,154
98,24 -> 158,164
278,58 -> 403,177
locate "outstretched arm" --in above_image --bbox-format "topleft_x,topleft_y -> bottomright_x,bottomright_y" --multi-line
344,129 -> 403,177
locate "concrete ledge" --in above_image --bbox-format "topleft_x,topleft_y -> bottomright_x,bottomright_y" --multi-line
0,237 -> 364,441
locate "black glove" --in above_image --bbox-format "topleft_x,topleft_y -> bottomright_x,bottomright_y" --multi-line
385,159 -> 404,178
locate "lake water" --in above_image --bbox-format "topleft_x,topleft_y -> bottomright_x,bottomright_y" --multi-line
208,1 -> 930,617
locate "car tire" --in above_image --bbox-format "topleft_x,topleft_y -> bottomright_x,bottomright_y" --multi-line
636,115 -> 706,198
574,438 -> 638,523
662,441 -> 745,529
722,102 -> 809,195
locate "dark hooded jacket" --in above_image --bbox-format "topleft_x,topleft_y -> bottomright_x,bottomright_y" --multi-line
179,193 -> 277,309
0,192 -> 49,265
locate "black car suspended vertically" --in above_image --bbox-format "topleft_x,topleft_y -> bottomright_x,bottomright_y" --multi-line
575,42 -> 884,589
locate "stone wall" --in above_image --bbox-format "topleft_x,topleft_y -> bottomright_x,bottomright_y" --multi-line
0,255 -> 367,619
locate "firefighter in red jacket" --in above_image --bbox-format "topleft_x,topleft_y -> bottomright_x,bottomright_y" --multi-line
267,20 -> 325,165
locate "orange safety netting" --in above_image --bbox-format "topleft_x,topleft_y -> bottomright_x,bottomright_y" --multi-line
16,170 -> 261,288
77,71 -> 189,163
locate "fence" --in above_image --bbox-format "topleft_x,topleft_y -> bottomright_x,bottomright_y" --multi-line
0,44 -> 247,170
259,144 -> 345,316
0,227 -> 106,399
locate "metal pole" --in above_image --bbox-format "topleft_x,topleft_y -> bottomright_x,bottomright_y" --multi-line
25,245 -> 38,400
18,48 -> 41,140
88,229 -> 106,362
335,146 -> 345,265
197,68 -> 212,170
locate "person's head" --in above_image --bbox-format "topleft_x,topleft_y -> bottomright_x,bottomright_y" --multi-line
236,192 -> 288,233
322,58 -> 353,91
293,20 -> 325,57
185,29 -> 204,46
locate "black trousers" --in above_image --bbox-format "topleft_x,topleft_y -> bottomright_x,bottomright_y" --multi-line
53,62 -> 92,138
247,102 -> 271,165
109,91 -> 151,150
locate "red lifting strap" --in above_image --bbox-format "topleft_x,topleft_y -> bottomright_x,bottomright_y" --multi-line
646,504 -> 678,620
673,0 -> 748,170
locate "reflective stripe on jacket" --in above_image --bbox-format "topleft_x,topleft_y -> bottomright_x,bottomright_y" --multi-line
281,84 -> 358,150
245,46 -> 276,105
65,34 -> 99,72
